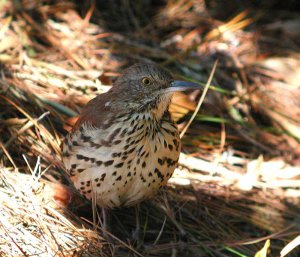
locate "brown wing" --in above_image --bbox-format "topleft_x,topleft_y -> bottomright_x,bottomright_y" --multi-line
72,92 -> 115,132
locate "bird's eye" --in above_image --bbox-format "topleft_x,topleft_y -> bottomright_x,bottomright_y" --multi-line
141,77 -> 152,85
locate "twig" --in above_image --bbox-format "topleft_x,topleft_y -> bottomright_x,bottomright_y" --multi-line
153,216 -> 167,245
0,140 -> 17,169
280,235 -> 300,257
6,112 -> 49,148
180,60 -> 218,138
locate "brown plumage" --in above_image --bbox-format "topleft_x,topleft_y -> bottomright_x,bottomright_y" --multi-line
62,63 -> 199,208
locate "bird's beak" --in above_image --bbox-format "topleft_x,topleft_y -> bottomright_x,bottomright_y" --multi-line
167,80 -> 200,92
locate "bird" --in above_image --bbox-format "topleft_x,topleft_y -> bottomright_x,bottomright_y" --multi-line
62,63 -> 200,209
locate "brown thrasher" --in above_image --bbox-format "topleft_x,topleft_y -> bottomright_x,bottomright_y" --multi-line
62,63 -> 199,208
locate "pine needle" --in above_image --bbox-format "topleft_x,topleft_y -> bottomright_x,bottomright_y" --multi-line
180,60 -> 218,138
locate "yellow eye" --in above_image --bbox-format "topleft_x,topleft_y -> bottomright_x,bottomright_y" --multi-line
142,77 -> 152,85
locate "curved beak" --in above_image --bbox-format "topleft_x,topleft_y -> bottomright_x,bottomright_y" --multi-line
168,80 -> 200,92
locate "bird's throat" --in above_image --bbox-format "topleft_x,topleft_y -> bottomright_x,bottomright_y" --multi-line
149,94 -> 172,121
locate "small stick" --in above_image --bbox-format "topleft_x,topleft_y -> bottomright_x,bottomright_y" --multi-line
180,60 -> 218,138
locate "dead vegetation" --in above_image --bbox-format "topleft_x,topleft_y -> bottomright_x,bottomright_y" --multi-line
0,0 -> 299,256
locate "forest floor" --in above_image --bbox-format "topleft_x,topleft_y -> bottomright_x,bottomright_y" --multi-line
0,1 -> 299,256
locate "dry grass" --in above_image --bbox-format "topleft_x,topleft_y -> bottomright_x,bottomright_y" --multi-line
0,167 -> 111,256
0,0 -> 300,256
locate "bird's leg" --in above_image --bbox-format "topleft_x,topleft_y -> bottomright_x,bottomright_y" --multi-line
101,207 -> 111,239
102,207 -> 109,230
132,204 -> 143,247
91,193 -> 110,238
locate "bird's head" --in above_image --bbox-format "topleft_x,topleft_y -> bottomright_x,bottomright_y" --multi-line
111,63 -> 200,114
72,63 -> 201,131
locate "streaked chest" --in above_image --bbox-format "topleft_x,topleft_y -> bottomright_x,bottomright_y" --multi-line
63,111 -> 180,207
